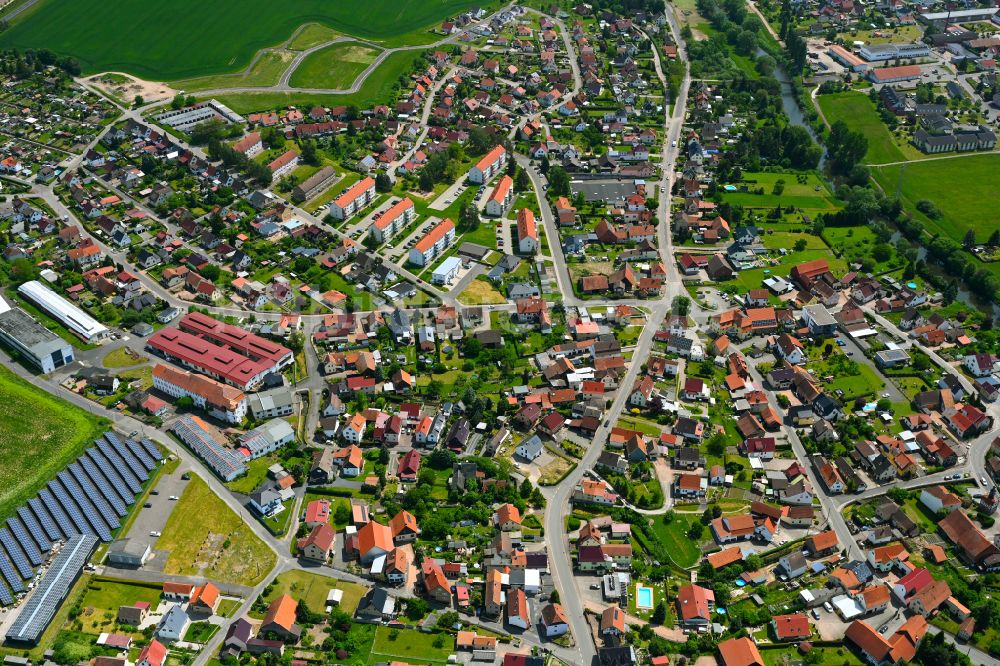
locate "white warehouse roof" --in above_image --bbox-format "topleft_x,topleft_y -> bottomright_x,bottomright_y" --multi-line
18,280 -> 109,342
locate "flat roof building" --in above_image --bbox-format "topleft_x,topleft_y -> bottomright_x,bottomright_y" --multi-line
432,256 -> 462,285
148,328 -> 271,391
17,280 -> 109,342
0,297 -> 74,373
238,419 -> 295,459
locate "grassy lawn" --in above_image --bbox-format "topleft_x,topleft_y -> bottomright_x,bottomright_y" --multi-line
719,171 -> 840,212
289,42 -> 380,89
816,92 -> 906,164
824,361 -> 884,401
0,365 -> 108,521
761,645 -> 863,666
183,622 -> 220,643
77,578 -> 162,635
157,474 -> 275,586
225,455 -> 274,494
208,49 -> 426,113
289,23 -> 342,50
616,415 -> 664,437
173,50 -> 294,91
0,0 -> 486,79
727,249 -> 847,293
264,570 -> 366,615
648,514 -> 701,568
370,626 -> 453,665
873,153 -> 1000,245
458,278 -> 505,305
101,347 -> 148,368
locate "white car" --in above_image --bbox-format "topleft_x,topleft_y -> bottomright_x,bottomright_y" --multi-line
169,495 -> 179,501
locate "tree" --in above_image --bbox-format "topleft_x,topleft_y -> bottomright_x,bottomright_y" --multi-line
418,170 -> 434,192
706,432 -> 726,457
459,202 -> 480,231
547,165 -> 570,197
515,167 -> 530,192
989,229 -> 1000,248
300,139 -> 319,166
375,173 -> 393,193
404,597 -> 428,621
826,120 -> 868,175
964,228 -> 977,250
651,601 -> 667,624
794,238 -> 807,252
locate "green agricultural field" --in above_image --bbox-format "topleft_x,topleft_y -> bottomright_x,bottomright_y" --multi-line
209,49 -> 425,114
0,366 -> 108,521
0,0 -> 487,80
816,92 -> 906,164
157,475 -> 275,586
174,51 -> 295,92
289,42 -> 380,89
873,154 -> 1000,244
289,24 -> 342,50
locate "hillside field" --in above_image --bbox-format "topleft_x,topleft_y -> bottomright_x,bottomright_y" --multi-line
873,154 -> 1000,244
0,0 -> 488,80
0,365 -> 107,521
288,42 -> 380,89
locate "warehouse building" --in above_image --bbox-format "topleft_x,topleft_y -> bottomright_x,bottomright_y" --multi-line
0,297 -> 74,373
238,418 -> 296,459
17,280 -> 109,342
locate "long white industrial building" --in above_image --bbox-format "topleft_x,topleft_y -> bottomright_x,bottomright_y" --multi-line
17,280 -> 109,342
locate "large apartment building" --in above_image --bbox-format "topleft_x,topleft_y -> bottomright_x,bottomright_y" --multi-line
330,176 -> 376,220
409,218 -> 456,266
468,145 -> 507,184
152,364 -> 248,424
371,197 -> 415,243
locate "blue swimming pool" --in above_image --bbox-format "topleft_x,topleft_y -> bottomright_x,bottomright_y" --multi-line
636,586 -> 654,610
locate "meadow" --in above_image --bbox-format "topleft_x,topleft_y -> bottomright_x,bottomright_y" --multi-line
289,42 -> 381,90
209,49 -> 425,114
0,0 -> 488,79
816,92 -> 907,164
157,475 -> 275,586
719,171 -> 840,212
873,153 -> 1000,244
0,366 -> 107,521
174,51 -> 295,92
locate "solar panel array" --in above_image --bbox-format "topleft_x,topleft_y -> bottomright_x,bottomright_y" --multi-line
7,518 -> 43,566
17,507 -> 51,553
0,529 -> 34,579
0,432 -> 158,611
8,535 -> 98,644
27,499 -> 61,545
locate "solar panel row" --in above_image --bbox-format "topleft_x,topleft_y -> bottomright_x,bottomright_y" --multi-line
27,499 -> 62,544
78,457 -> 128,517
93,443 -> 142,495
104,433 -> 149,482
7,519 -> 43,566
17,507 -> 51,553
0,529 -> 33,580
67,464 -> 121,528
38,490 -> 75,541
0,581 -> 13,606
84,449 -> 134,505
139,437 -> 161,462
56,473 -> 112,542
124,436 -> 156,472
0,550 -> 24,593
48,481 -> 94,540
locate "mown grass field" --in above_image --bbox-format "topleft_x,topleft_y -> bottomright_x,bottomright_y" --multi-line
648,514 -> 701,568
263,570 -> 366,614
370,627 -> 454,665
0,0 -> 487,79
719,171 -> 840,212
174,51 -> 295,92
873,154 -> 1000,244
0,365 -> 108,521
157,474 -> 275,586
288,24 -> 342,50
209,49 -> 426,114
816,92 -> 906,164
289,42 -> 380,89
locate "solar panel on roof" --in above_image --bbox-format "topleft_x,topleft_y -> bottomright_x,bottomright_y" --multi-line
8,534 -> 97,644
7,519 -> 43,566
68,464 -> 121,527
27,499 -> 61,544
85,449 -> 134,504
0,580 -> 13,606
17,507 -> 51,553
103,434 -> 148,481
124,437 -> 155,472
0,529 -> 33,579
48,481 -> 94,539
0,550 -> 24,593
56,474 -> 112,542
78,458 -> 127,517
139,436 -> 161,462
38,490 -> 75,539
93,443 -> 142,495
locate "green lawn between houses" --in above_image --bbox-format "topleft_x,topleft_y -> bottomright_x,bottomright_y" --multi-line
719,171 -> 841,212
0,365 -> 108,522
262,569 -> 366,615
816,92 -> 907,164
647,513 -> 701,568
369,626 -> 454,665
0,0 -> 493,79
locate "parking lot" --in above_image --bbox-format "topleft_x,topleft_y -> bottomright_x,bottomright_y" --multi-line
119,462 -> 191,571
